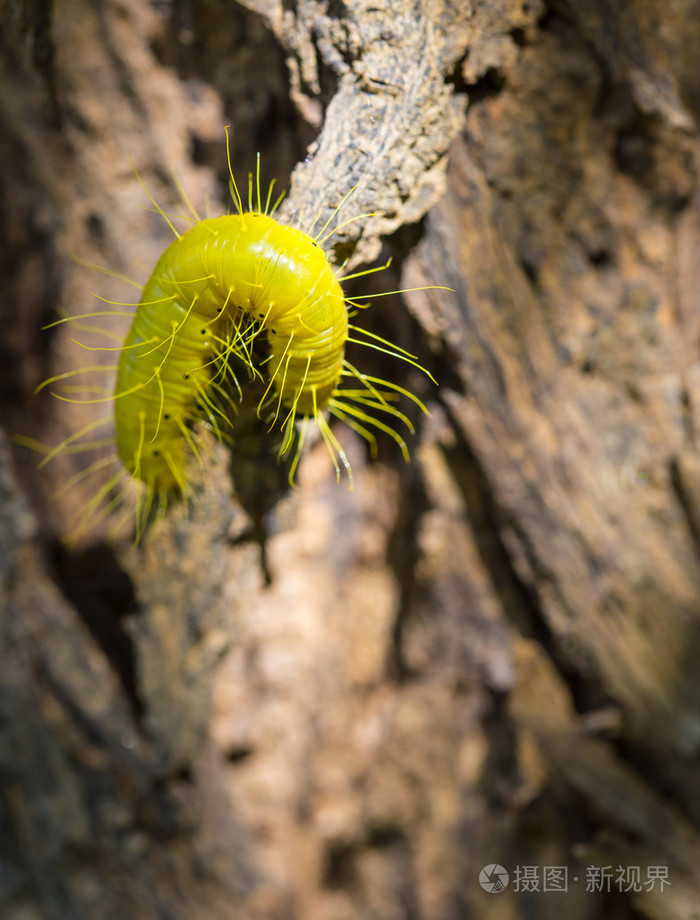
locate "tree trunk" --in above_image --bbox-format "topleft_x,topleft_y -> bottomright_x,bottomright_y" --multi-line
2,1 -> 700,917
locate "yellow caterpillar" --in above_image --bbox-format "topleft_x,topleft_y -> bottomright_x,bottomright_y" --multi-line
115,211 -> 348,496
34,132 -> 435,540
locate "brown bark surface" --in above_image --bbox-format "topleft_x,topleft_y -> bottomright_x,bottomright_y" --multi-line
2,1 -> 700,918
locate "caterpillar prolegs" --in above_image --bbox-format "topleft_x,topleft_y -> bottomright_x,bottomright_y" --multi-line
37,139 -> 435,540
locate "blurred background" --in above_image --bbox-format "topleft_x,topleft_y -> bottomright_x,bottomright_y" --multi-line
2,1 -> 700,917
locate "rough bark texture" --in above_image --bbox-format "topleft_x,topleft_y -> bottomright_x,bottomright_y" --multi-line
2,1 -> 700,918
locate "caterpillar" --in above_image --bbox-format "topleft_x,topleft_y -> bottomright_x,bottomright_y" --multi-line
33,130 -> 436,541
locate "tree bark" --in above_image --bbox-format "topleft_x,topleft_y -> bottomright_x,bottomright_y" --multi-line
2,1 -> 700,918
